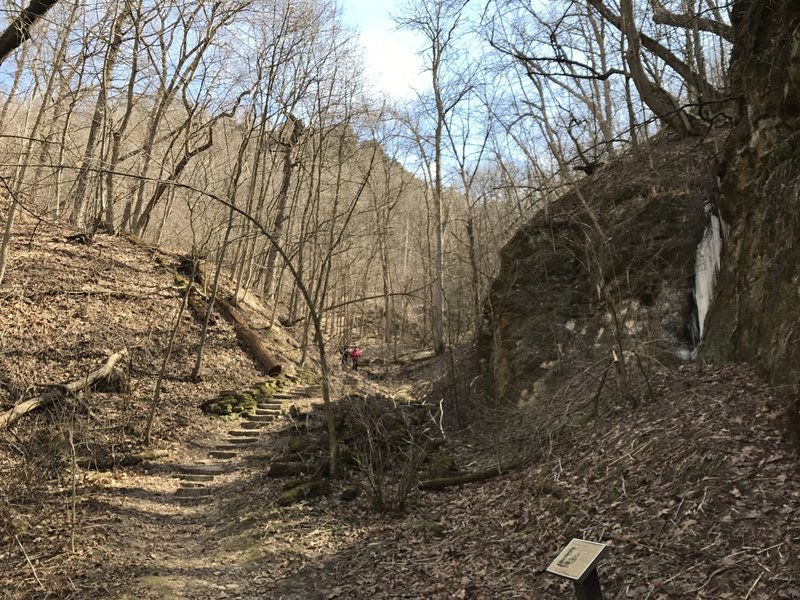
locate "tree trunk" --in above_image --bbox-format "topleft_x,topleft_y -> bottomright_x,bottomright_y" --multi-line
71,7 -> 125,227
216,298 -> 282,376
419,463 -> 518,490
263,115 -> 302,298
104,5 -> 142,233
618,0 -> 704,137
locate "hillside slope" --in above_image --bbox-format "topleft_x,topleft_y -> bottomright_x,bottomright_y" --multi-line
0,209 -> 798,599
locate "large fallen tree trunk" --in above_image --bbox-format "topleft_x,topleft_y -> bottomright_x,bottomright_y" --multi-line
217,298 -> 282,376
174,254 -> 282,377
0,349 -> 128,430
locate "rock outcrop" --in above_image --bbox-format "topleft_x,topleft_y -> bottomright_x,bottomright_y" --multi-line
482,133 -> 723,403
485,0 -> 800,437
703,1 -> 800,426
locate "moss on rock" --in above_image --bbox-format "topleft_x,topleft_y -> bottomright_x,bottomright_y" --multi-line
268,461 -> 309,478
294,368 -> 320,386
201,390 -> 257,417
277,479 -> 330,506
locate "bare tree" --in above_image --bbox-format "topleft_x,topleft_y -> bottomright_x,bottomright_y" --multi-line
0,1 -> 80,284
396,0 -> 471,354
70,4 -> 126,228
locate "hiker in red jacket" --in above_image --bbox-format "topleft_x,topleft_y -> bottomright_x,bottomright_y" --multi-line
350,346 -> 362,371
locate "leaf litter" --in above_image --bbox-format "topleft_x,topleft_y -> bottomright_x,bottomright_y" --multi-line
0,213 -> 798,599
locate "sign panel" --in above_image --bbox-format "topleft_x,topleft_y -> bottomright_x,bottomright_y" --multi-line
546,539 -> 608,583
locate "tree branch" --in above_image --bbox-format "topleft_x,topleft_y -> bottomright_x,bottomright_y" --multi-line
652,3 -> 734,43
0,350 -> 128,430
586,0 -> 722,103
0,0 -> 59,65
505,44 -> 626,81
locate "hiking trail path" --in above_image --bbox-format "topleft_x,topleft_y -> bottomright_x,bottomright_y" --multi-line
92,384 -> 325,600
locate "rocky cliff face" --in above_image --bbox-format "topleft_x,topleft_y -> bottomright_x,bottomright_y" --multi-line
703,1 -> 800,425
485,0 -> 800,433
482,133 -> 723,404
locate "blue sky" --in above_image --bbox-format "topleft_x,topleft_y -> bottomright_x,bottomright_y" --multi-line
340,0 -> 428,99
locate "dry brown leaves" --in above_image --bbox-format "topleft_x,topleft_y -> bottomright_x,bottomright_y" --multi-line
1,210 -> 799,600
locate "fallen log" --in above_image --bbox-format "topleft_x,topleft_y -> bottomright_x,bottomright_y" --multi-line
183,279 -> 216,325
418,463 -> 519,491
397,349 -> 436,365
78,448 -> 169,470
0,349 -> 128,430
217,298 -> 282,376
174,254 -> 281,377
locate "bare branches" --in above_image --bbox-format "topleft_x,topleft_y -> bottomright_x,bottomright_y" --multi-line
651,2 -> 734,43
501,43 -> 626,81
586,0 -> 722,103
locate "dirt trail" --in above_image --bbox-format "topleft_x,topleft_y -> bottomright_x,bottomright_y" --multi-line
93,473 -> 246,599
79,386 -> 331,600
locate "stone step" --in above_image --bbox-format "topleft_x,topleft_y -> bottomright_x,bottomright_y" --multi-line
254,408 -> 280,416
272,393 -> 303,400
216,443 -> 245,451
180,481 -> 207,489
209,450 -> 237,459
257,402 -> 283,409
226,437 -> 258,445
239,421 -> 265,430
244,414 -> 275,423
178,464 -> 231,476
229,429 -> 259,437
174,473 -> 215,482
256,407 -> 281,414
172,494 -> 212,503
175,486 -> 209,498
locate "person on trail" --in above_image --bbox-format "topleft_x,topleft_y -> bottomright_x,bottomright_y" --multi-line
340,346 -> 351,368
350,346 -> 362,371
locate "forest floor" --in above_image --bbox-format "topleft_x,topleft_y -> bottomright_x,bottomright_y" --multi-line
1,212 -> 800,599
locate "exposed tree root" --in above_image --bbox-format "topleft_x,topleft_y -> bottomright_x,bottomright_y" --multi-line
419,463 -> 520,491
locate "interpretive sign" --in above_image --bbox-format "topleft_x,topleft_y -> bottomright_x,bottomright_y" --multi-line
546,539 -> 607,582
546,539 -> 608,600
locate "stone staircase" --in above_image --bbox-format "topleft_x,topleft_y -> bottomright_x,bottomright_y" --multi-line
172,384 -> 321,501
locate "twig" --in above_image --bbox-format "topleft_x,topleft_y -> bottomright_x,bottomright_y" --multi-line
591,362 -> 612,415
744,573 -> 762,599
687,565 -> 733,593
756,541 -> 785,555
69,424 -> 77,553
15,535 -> 44,589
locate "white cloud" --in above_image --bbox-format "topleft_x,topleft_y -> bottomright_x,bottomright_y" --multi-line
340,0 -> 429,100
357,21 -> 429,99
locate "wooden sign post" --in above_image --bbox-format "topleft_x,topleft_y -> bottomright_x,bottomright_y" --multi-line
546,539 -> 608,600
